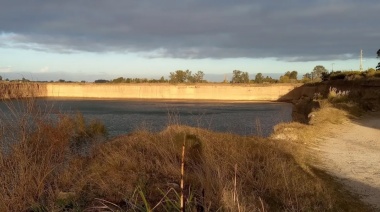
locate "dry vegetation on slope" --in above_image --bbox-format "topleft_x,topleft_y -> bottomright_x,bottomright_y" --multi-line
0,97 -> 373,211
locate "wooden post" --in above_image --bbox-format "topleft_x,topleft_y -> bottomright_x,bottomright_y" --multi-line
180,134 -> 186,212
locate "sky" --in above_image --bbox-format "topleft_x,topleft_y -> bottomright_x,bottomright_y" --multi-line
0,0 -> 379,82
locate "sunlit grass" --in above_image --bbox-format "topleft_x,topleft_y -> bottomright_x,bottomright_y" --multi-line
0,97 -> 372,211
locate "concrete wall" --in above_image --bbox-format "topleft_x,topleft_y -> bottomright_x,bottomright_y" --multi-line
45,83 -> 302,101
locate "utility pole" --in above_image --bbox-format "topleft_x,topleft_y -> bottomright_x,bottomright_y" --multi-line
377,49 -> 380,70
331,63 -> 335,72
360,49 -> 363,71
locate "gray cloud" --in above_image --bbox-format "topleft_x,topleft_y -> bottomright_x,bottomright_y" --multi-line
0,0 -> 379,61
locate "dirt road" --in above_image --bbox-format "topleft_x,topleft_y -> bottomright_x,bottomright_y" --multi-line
316,112 -> 380,209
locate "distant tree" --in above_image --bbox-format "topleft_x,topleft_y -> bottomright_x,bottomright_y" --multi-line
94,79 -> 109,83
232,70 -> 242,83
232,70 -> 249,83
279,75 -> 290,83
112,77 -> 125,83
311,65 -> 328,81
159,76 -> 166,83
169,70 -> 205,83
254,73 -> 264,83
192,71 -> 205,83
279,71 -> 298,83
185,70 -> 193,82
263,76 -> 277,83
169,70 -> 190,83
367,68 -> 376,72
0,75 -> 2,81
242,72 -> 249,83
302,73 -> 312,83
289,71 -> 298,80
375,49 -> 380,71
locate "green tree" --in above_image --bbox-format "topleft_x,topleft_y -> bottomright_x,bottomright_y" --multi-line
279,75 -> 290,83
112,77 -> 125,83
263,76 -> 277,83
242,72 -> 249,83
311,65 -> 328,81
302,73 -> 312,83
159,76 -> 166,83
289,71 -> 298,80
169,70 -> 189,83
254,73 -> 264,83
232,70 -> 249,83
185,70 -> 193,82
192,71 -> 205,83
232,70 -> 241,83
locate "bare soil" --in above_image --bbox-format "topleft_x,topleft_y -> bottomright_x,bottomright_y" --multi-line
314,111 -> 380,210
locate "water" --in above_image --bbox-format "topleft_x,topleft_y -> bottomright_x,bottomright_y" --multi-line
1,98 -> 293,137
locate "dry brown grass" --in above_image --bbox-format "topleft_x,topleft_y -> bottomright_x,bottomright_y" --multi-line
0,98 -> 107,211
49,125 -> 368,211
0,98 -> 372,211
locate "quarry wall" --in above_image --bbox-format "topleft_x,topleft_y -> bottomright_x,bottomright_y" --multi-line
0,83 -> 303,101
43,83 -> 302,101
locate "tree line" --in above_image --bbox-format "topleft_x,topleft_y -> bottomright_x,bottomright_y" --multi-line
5,64 -> 377,84
93,65 -> 328,84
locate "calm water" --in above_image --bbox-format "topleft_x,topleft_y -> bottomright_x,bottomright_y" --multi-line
2,98 -> 293,137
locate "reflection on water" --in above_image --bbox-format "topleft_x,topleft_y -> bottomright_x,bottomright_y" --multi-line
1,98 -> 293,137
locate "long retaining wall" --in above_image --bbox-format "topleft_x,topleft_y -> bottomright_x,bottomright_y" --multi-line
0,83 -> 303,101
45,83 -> 302,101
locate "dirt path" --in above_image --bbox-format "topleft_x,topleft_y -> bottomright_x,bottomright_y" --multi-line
314,112 -> 380,209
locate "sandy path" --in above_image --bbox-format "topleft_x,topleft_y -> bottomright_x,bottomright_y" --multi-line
315,112 -> 380,209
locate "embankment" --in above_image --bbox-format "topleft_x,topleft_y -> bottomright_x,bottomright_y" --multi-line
0,83 -> 303,101
282,79 -> 380,122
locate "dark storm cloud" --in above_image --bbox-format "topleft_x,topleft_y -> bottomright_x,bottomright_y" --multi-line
0,0 -> 379,61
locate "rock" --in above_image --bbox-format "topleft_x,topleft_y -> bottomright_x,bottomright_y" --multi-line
308,112 -> 316,125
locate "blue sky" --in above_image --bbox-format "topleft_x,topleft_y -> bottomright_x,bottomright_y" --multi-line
1,0 -> 379,82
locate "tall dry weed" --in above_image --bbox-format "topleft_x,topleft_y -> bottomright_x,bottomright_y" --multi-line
0,98 -> 107,211
68,125 -> 352,211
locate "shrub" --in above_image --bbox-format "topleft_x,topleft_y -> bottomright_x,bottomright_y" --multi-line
0,98 -> 107,211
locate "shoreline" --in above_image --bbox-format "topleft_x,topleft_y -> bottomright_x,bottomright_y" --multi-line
35,96 -> 289,104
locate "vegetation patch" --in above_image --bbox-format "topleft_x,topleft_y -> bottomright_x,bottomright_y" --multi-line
0,98 -> 372,211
